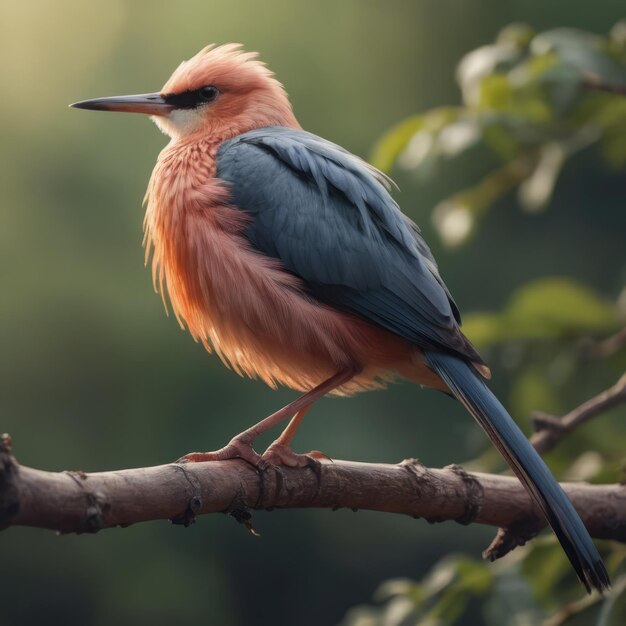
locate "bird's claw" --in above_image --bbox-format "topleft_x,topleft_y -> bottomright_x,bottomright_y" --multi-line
176,440 -> 328,493
176,437 -> 263,467
261,442 -> 326,469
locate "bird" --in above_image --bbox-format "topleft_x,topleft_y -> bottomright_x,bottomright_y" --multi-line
71,43 -> 609,593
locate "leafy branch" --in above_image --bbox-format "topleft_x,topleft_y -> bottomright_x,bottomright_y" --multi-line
373,21 -> 626,247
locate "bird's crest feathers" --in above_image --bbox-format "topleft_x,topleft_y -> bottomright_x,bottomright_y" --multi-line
162,44 -> 278,96
155,44 -> 299,138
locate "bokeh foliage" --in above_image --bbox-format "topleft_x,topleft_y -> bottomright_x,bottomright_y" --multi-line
344,22 -> 626,626
373,22 -> 626,247
1,3 -> 625,626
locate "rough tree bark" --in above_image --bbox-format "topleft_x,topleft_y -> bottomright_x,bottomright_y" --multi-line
2,433 -> 626,546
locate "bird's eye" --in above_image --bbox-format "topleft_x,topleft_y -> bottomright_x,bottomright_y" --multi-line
198,85 -> 219,103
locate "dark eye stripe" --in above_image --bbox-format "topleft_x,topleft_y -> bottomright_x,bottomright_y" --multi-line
163,91 -> 202,109
163,86 -> 219,109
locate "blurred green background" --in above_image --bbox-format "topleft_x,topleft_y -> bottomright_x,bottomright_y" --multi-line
1,2 -> 625,625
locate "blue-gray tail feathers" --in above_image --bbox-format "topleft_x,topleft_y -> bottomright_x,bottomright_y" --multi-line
424,350 -> 610,593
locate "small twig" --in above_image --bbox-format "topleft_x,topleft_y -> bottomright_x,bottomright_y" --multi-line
544,574 -> 626,626
0,433 -> 19,529
531,373 -> 626,456
583,74 -> 626,96
483,520 -> 545,562
543,591 -> 602,626
584,326 -> 626,360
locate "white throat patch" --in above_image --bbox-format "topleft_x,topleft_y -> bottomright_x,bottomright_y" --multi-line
151,108 -> 204,138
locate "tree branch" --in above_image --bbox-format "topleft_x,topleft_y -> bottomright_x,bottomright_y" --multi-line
530,373 -> 626,456
583,326 -> 626,360
583,74 -> 626,96
2,434 -> 626,546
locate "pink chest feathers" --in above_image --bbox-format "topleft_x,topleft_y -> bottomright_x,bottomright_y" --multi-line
142,140 -> 420,393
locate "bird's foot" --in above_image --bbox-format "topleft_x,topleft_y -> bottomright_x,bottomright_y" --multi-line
261,442 -> 329,469
261,443 -> 329,491
177,435 -> 262,467
177,437 -> 330,477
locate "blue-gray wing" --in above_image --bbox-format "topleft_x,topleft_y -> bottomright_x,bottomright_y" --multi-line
216,126 -> 482,362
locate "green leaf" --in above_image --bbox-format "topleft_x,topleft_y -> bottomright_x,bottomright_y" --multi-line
610,20 -> 626,52
532,27 -> 604,51
377,22 -> 626,222
601,126 -> 626,168
532,28 -> 626,84
437,119 -> 482,157
462,278 -> 619,349
430,588 -> 470,624
595,100 -> 626,167
455,558 -> 493,593
458,312 -> 504,348
479,74 -> 514,111
371,114 -> 425,172
482,119 -> 522,160
497,23 -> 536,49
517,142 -> 566,212
375,578 -> 423,605
422,557 -> 493,625
371,107 -> 465,174
507,278 -> 618,333
457,25 -> 532,107
535,60 -> 585,116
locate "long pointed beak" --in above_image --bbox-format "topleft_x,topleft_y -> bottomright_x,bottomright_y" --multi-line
70,92 -> 173,116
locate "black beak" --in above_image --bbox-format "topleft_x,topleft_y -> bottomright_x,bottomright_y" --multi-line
70,92 -> 173,116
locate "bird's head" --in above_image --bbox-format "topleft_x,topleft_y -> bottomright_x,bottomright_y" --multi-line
72,44 -> 299,140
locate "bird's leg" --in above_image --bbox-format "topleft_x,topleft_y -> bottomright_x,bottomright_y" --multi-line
178,368 -> 357,466
261,406 -> 327,468
271,407 -> 311,448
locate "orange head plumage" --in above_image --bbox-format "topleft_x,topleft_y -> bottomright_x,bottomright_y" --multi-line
72,43 -> 300,140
